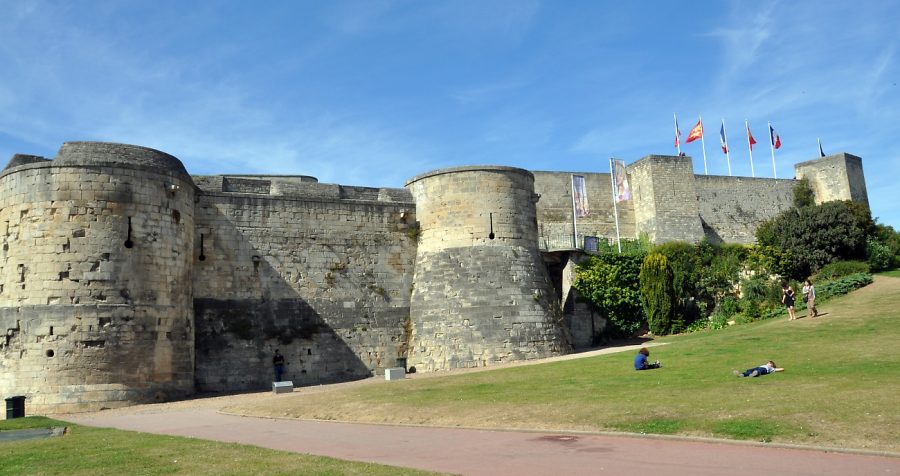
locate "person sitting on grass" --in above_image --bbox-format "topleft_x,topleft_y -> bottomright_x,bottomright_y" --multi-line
733,361 -> 784,378
634,347 -> 660,370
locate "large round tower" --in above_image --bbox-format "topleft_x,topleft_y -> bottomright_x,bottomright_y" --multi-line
405,166 -> 571,371
0,142 -> 196,413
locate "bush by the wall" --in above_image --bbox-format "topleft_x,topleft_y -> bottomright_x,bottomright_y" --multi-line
866,237 -> 893,272
815,260 -> 870,281
640,253 -> 674,335
573,252 -> 645,337
756,200 -> 874,279
815,273 -> 873,301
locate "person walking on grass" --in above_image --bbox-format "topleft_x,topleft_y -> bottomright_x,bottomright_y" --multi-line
634,347 -> 661,370
734,361 -> 784,377
802,279 -> 818,318
782,282 -> 796,321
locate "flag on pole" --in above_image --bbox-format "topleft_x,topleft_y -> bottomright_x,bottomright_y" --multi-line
746,120 -> 756,177
674,115 -> 682,150
721,119 -> 732,176
612,160 -> 631,202
719,122 -> 728,153
686,119 -> 703,143
572,175 -> 588,217
769,124 -> 781,149
818,138 -> 826,157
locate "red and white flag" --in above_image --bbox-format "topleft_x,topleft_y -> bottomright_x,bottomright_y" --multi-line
747,124 -> 757,150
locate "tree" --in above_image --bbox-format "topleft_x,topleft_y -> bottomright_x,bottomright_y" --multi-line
640,253 -> 674,335
756,200 -> 873,279
572,252 -> 645,337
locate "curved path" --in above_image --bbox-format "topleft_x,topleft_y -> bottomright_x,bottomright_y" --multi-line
65,407 -> 897,476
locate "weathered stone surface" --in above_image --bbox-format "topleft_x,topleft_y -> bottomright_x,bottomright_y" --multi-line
0,142 -> 195,414
0,141 -> 870,413
406,166 -> 573,371
796,153 -> 869,208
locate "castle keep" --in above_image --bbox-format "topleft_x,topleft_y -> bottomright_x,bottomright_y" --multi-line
0,142 -> 867,413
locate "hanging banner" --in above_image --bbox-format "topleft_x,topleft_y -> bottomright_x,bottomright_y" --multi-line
612,160 -> 631,202
572,175 -> 588,217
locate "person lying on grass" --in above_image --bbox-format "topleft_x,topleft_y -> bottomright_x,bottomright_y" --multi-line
634,347 -> 660,370
733,360 -> 784,377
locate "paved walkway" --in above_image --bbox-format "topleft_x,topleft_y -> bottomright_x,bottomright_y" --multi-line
65,406 -> 898,476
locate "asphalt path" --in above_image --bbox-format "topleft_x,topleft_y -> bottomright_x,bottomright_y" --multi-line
65,408 -> 898,476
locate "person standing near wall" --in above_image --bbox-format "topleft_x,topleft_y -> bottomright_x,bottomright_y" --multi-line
802,279 -> 818,318
273,349 -> 286,382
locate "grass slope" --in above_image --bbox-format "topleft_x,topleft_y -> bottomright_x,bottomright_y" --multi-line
0,416 -> 442,475
228,276 -> 900,452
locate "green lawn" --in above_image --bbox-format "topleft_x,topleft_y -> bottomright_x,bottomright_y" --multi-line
229,275 -> 900,452
878,269 -> 900,278
0,416 -> 441,476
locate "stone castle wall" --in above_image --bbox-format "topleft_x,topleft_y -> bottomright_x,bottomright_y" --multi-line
796,153 -> 869,208
694,176 -> 796,244
406,166 -> 572,371
0,141 -> 870,413
0,143 -> 196,413
532,171 -> 636,250
190,177 -> 417,391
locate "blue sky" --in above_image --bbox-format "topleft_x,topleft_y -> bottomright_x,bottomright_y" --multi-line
1,1 -> 898,226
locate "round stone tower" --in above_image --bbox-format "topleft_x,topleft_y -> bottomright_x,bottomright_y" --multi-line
405,166 -> 572,371
0,142 -> 196,413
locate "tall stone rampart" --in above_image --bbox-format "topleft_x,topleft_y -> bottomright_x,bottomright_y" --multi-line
795,153 -> 869,207
0,139 -> 873,414
0,142 -> 196,413
627,155 -> 704,243
406,166 -> 572,371
191,177 -> 417,391
694,176 -> 796,244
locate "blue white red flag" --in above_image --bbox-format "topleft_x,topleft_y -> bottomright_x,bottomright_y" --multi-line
719,122 -> 728,154
769,124 -> 782,149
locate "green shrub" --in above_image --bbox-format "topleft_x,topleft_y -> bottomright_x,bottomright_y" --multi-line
756,200 -> 874,279
866,237 -> 893,272
573,252 -> 645,337
717,295 -> 740,319
640,253 -> 674,335
793,178 -> 816,209
739,298 -> 763,321
815,260 -> 870,281
816,273 -> 873,300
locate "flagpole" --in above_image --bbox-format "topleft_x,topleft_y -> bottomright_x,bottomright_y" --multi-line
673,113 -> 681,156
746,120 -> 755,177
722,118 -> 732,176
570,174 -> 578,249
699,115 -> 708,175
768,121 -> 777,178
609,158 -> 622,253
